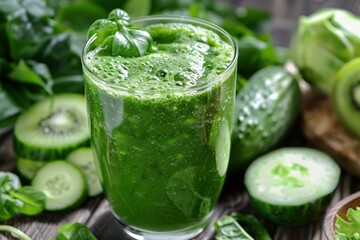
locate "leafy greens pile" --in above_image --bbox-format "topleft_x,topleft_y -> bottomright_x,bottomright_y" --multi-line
0,0 -> 282,127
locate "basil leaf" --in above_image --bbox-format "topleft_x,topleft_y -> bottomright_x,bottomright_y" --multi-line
87,8 -> 153,57
2,194 -> 23,216
10,186 -> 46,216
0,195 -> 13,221
0,172 -> 21,193
51,222 -> 97,240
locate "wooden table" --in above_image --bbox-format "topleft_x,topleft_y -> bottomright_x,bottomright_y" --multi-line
1,124 -> 360,240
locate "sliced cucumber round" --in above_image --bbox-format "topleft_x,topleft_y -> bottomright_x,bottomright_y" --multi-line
244,147 -> 340,226
333,58 -> 360,138
31,161 -> 88,211
14,93 -> 90,161
66,148 -> 102,197
16,158 -> 46,182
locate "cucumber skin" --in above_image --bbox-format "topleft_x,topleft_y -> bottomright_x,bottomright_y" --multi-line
230,66 -> 301,171
14,138 -> 90,161
248,192 -> 334,227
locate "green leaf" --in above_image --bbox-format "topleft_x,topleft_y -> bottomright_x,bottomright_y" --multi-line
51,222 -> 97,240
2,194 -> 23,216
87,8 -> 153,57
56,1 -> 107,32
0,172 -> 21,193
236,35 -> 279,78
235,7 -> 270,32
335,207 -> 360,239
8,60 -> 44,86
214,215 -> 254,240
0,201 -> 13,221
52,75 -> 84,94
10,186 -> 46,216
230,213 -> 272,240
0,83 -> 22,128
6,8 -> 55,60
123,0 -> 151,18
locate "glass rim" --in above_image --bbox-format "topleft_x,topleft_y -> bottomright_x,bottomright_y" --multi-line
82,15 -> 238,95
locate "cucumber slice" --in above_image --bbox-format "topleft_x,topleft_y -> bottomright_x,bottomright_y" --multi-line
66,148 -> 102,197
244,147 -> 340,226
14,93 -> 90,161
333,58 -> 360,138
16,158 -> 46,181
32,161 -> 88,211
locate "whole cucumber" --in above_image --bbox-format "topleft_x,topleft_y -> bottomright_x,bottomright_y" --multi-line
230,66 -> 301,171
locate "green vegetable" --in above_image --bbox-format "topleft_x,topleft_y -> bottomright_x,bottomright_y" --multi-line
87,8 -> 153,57
51,222 -> 97,240
0,222 -> 97,240
66,148 -> 102,197
230,66 -> 301,171
214,213 -> 271,240
291,8 -> 360,94
32,161 -> 88,211
235,35 -> 280,79
214,215 -> 254,240
244,147 -> 341,226
335,207 -> 360,240
0,225 -> 32,240
0,0 -> 85,126
333,58 -> 360,138
230,213 -> 271,240
0,171 -> 45,221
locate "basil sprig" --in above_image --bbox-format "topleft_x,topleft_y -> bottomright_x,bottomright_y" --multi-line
0,172 -> 45,221
87,8 -> 153,57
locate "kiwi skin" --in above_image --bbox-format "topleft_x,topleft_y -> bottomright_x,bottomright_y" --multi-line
333,58 -> 360,138
13,93 -> 90,161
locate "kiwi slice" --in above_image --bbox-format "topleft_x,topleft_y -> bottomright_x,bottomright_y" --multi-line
14,93 -> 90,160
333,58 -> 360,138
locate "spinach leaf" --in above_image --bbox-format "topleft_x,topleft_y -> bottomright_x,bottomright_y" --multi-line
10,186 -> 46,216
236,35 -> 279,79
8,60 -> 44,86
0,171 -> 45,221
235,7 -> 270,32
6,8 -> 56,60
87,8 -> 153,57
51,222 -> 97,240
0,172 -> 21,192
214,215 -> 254,240
56,1 -> 107,32
0,83 -> 22,127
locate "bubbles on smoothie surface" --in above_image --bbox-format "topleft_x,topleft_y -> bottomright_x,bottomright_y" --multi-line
86,23 -> 233,91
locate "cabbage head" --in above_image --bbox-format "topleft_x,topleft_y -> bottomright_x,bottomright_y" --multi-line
291,9 -> 360,94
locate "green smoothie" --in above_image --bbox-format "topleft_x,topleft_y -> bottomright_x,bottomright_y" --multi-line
83,19 -> 237,233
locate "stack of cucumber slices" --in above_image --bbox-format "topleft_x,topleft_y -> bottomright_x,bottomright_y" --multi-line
14,93 -> 102,211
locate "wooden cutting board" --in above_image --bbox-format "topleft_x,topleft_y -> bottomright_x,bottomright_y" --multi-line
301,81 -> 360,177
